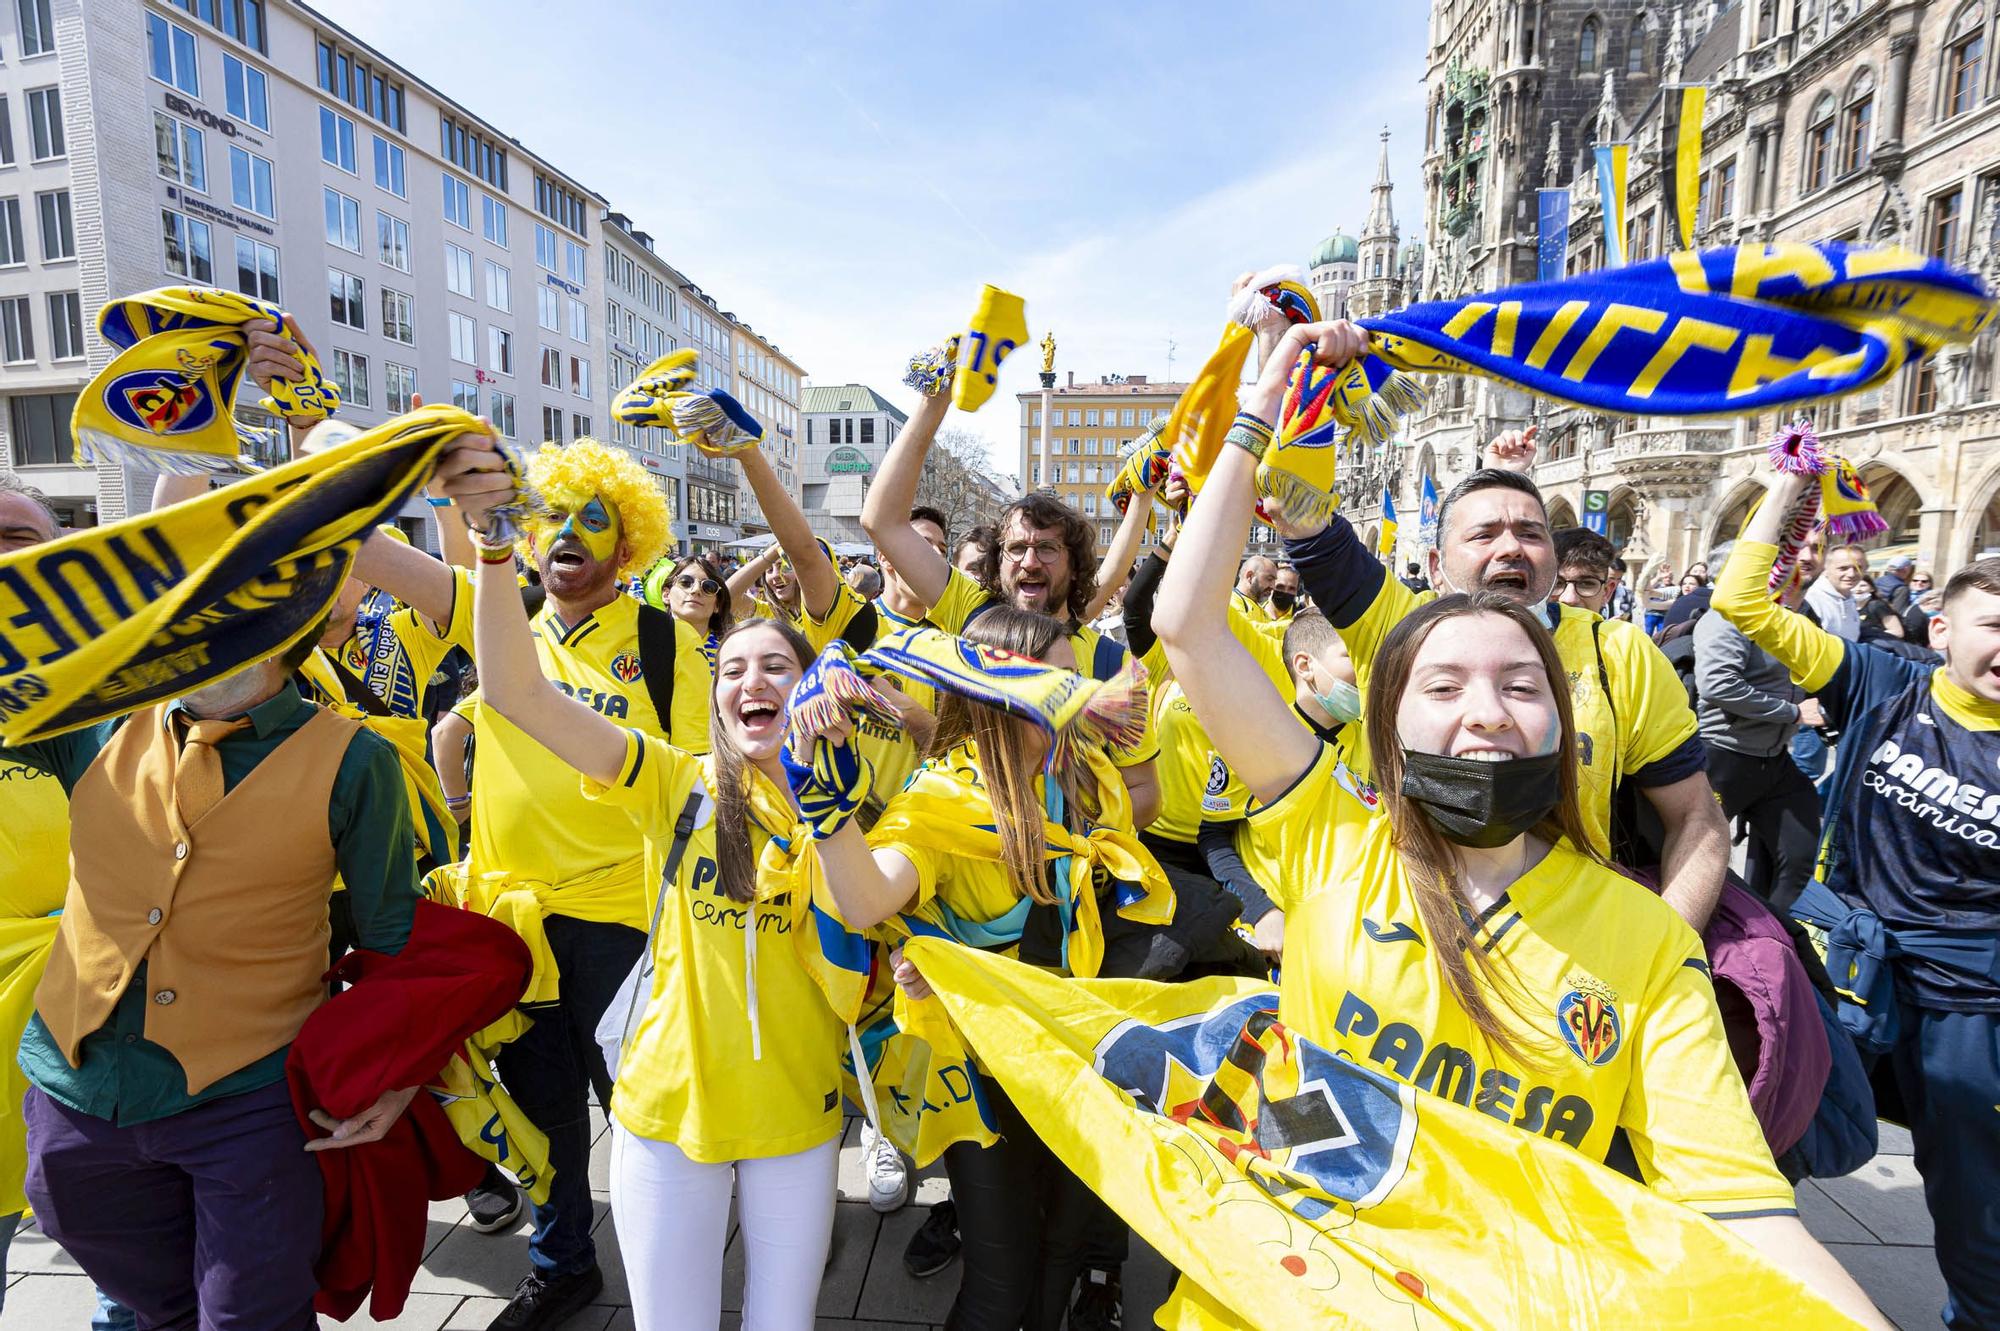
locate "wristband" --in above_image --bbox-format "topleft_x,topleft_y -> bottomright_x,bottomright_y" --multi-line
1224,412 -> 1274,461
426,496 -> 454,509
445,794 -> 471,809
475,541 -> 516,565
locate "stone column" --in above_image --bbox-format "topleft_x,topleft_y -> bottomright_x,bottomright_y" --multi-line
1881,31 -> 1918,158
1038,372 -> 1056,492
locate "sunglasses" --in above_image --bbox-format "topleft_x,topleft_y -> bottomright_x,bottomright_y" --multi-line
675,573 -> 722,595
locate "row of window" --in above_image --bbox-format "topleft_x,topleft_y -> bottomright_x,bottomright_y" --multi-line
811,417 -> 878,446
0,290 -> 83,364
0,190 -> 73,265
163,0 -> 267,55
686,481 -> 736,527
604,298 -> 676,363
533,173 -> 588,238
441,115 -> 507,192
1029,405 -> 1166,429
315,35 -> 406,133
605,245 -> 675,319
735,341 -> 798,400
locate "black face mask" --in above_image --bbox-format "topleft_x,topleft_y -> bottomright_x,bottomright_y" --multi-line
1270,589 -> 1297,613
1399,750 -> 1562,848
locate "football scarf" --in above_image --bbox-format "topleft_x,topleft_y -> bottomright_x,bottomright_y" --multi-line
782,642 -> 904,840
1321,242 -> 1993,447
1760,416 -> 1887,598
951,285 -> 1029,413
610,348 -> 698,429
610,348 -> 762,456
76,287 -> 339,473
1226,264 -> 1321,336
1165,323 -> 1257,496
905,940 -> 1871,1331
1105,419 -> 1170,515
0,405 -> 485,743
904,340 -> 958,398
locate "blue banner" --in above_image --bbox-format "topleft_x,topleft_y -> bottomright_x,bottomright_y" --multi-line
1536,189 -> 1570,282
1419,472 -> 1440,545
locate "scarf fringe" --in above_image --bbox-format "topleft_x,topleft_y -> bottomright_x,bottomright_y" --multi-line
1822,509 -> 1888,539
1767,487 -> 1823,598
76,428 -> 241,476
1767,416 -> 1826,475
1254,464 -> 1341,531
903,341 -> 957,398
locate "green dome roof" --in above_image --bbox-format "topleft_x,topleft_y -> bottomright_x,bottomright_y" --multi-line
1312,231 -> 1358,267
1400,240 -> 1424,266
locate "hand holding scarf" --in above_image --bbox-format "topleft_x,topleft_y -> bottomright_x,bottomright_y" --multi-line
1226,265 -> 1321,337
1104,419 -> 1170,516
782,643 -> 903,839
1758,416 -> 1886,599
610,349 -> 700,429
77,287 -> 339,473
904,339 -> 958,398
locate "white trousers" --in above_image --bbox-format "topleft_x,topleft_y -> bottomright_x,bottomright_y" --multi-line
609,1126 -> 838,1330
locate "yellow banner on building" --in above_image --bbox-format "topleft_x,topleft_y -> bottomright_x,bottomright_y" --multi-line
904,937 -> 1864,1331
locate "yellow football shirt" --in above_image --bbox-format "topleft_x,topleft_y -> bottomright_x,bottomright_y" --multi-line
799,581 -> 929,805
585,732 -> 845,1162
0,760 -> 69,918
324,588 -> 470,719
928,567 -> 1159,768
1337,580 -> 1698,854
1249,743 -> 1795,1218
1142,607 -> 1292,845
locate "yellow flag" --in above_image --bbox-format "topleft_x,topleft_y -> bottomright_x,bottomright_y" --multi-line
904,938 -> 1866,1331
0,916 -> 59,1215
1165,323 -> 1255,496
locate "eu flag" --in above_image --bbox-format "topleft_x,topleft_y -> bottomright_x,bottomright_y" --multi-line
1537,189 -> 1570,281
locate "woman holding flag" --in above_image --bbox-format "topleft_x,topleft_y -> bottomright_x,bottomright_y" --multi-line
428,429 -> 848,1331
1149,318 -> 1889,1327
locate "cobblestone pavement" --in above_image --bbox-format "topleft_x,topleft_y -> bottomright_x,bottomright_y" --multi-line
3,1114 -> 1947,1329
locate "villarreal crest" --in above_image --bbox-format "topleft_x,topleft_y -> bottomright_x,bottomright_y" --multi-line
106,369 -> 217,437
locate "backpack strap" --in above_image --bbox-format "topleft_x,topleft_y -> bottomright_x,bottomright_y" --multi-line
325,653 -> 396,718
619,788 -> 707,1053
838,599 -> 880,652
635,603 -> 680,736
1090,633 -> 1124,682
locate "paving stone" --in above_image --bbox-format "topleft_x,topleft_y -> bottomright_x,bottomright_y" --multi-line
1799,1180 -> 1877,1245
446,1294 -> 616,1329
1876,1120 -> 1914,1156
4,1217 -> 86,1275
1822,1244 -> 1948,1331
590,1122 -> 613,1194
852,1202 -> 957,1326
344,1290 -> 472,1329
1820,1155 -> 1936,1245
409,1220 -> 537,1297
2,1273 -> 102,1322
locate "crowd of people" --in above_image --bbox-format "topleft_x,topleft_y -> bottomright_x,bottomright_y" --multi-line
0,292 -> 1996,1331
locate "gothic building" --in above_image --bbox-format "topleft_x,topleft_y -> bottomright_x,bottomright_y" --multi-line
1394,0 -> 2000,581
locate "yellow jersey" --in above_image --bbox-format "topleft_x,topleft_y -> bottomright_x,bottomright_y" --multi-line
1141,607 -> 1292,845
320,588 -> 468,719
929,568 -> 1159,769
1249,742 -> 1795,1218
586,732 -> 845,1162
1339,580 -> 1700,854
0,759 -> 68,918
795,580 -> 929,807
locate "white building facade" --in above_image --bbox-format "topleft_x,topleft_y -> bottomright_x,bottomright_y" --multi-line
800,383 -> 905,544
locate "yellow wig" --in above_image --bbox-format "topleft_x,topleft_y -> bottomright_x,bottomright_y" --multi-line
524,437 -> 671,579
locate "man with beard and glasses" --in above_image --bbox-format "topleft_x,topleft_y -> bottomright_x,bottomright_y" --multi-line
349,438 -> 698,1331
1278,421 -> 1728,929
864,391 -> 1161,828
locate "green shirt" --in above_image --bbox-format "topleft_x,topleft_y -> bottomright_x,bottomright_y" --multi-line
6,682 -> 419,1126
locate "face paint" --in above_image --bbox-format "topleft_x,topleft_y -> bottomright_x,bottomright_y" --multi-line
549,494 -> 620,563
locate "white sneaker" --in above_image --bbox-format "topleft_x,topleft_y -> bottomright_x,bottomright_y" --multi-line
860,1119 -> 909,1213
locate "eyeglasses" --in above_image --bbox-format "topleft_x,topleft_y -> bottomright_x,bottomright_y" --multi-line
1001,539 -> 1065,564
1555,575 -> 1607,596
1911,576 -> 1932,587
675,574 -> 721,595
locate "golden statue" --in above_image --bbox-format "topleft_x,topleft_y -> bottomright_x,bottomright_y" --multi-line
1040,329 -> 1057,375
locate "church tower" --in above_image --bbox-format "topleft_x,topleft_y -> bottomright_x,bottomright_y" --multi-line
1351,128 -> 1403,319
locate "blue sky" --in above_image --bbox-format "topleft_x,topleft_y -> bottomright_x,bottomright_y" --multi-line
335,1 -> 1431,475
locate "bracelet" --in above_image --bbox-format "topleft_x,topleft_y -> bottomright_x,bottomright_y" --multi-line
1224,412 -> 1275,461
426,496 -> 454,509
445,794 -> 471,809
475,543 -> 515,565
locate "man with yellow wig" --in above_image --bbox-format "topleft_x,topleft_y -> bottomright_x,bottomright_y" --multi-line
347,429 -> 702,1329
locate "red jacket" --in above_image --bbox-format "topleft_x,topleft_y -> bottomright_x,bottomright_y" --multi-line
286,900 -> 532,1321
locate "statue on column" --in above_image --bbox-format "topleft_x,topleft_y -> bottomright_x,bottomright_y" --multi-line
1040,330 -> 1057,376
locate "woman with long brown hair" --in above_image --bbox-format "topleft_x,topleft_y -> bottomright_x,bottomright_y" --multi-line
806,604 -> 1168,1331
432,432 -> 847,1330
1147,322 -> 1890,1328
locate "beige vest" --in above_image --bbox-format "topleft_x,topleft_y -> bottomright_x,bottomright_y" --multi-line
36,704 -> 359,1094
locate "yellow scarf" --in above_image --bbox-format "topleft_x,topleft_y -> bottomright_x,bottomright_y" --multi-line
610,348 -> 699,430
78,287 -> 338,473
432,1010 -> 554,1206
424,860 -> 647,1007
951,286 -> 1030,413
1164,323 -> 1255,496
0,915 -> 59,1214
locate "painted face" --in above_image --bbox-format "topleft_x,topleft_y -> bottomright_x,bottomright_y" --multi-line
551,495 -> 620,564
537,494 -> 623,601
1395,614 -> 1562,762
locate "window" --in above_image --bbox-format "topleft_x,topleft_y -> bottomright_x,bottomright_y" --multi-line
160,208 -> 210,281
323,188 -> 360,251
46,292 -> 79,360
1711,158 -> 1736,223
37,189 -> 72,261
442,176 -> 470,230
534,172 -> 589,236
488,389 -> 516,438
331,349 -> 370,408
1931,188 -> 1965,262
1083,409 -> 1099,426
482,195 -> 507,246
534,223 -> 558,271
565,241 -> 587,285
449,312 -> 477,363
572,413 -> 591,440
10,393 -> 76,467
488,326 -> 513,375
315,36 -> 406,132
0,199 -> 22,267
1632,209 -> 1656,261
1578,19 -> 1597,71
26,87 -> 62,160
377,212 -> 410,272
571,356 -> 590,399
328,268 -> 364,329
1840,85 -> 1873,176
1945,12 -> 1985,119
17,0 -> 53,55
147,14 -> 199,95
1121,408 -> 1135,426
484,260 -> 510,311
381,287 -> 413,344
228,146 -> 275,218
154,114 -> 206,192
1627,15 -> 1647,72
540,346 -> 561,387
223,55 -> 270,131
319,107 -> 356,173
372,136 -> 405,197
440,115 -> 507,191
568,297 -> 588,342
173,0 -> 268,52
1805,94 -> 1835,193
542,405 -> 564,443
444,242 -> 474,297
859,418 -> 875,445
234,236 -> 280,301
1909,361 -> 1937,416
0,97 -> 13,167
0,297 -> 30,363
384,363 -> 417,413
537,286 -> 559,330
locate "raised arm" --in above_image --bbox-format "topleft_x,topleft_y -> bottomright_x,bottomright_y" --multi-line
1154,322 -> 1365,804
1083,492 -> 1156,621
727,543 -> 781,606
1709,471 -> 1846,694
859,392 -> 953,609
429,433 -> 627,786
351,532 -> 460,628
736,446 -> 841,620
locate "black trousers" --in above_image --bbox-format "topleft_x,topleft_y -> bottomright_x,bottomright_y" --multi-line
1705,745 -> 1823,912
942,1077 -> 1108,1331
